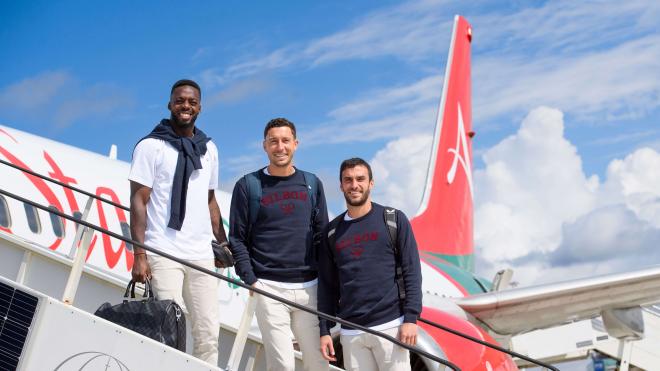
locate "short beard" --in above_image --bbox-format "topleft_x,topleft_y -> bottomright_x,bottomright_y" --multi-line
269,156 -> 293,169
344,188 -> 370,207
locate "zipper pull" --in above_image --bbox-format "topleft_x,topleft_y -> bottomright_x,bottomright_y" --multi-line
175,306 -> 182,321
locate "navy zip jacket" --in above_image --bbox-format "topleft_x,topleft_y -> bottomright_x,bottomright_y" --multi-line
229,169 -> 328,285
318,203 -> 422,336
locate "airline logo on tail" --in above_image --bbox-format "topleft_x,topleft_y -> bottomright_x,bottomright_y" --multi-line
411,16 -> 474,272
446,103 -> 473,198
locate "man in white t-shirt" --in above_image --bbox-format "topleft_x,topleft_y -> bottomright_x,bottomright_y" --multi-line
129,79 -> 227,365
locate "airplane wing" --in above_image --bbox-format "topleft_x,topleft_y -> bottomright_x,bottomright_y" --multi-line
454,265 -> 660,335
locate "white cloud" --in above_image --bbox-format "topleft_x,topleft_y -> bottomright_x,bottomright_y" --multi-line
552,205 -> 660,265
370,106 -> 660,285
474,1 -> 660,123
599,148 -> 660,227
210,0 -> 660,287
300,0 -> 450,66
202,0 -> 659,115
198,0 -> 660,286
206,78 -> 274,106
474,107 -> 599,262
474,34 -> 660,123
201,0 -> 451,87
222,154 -> 264,178
328,75 -> 442,121
303,76 -> 441,145
0,71 -> 71,110
370,134 -> 432,214
0,71 -> 129,128
53,84 -> 128,128
473,108 -> 660,285
473,0 -> 658,55
204,0 -> 660,145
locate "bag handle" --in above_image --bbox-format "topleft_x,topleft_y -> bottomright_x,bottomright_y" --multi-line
123,279 -> 155,303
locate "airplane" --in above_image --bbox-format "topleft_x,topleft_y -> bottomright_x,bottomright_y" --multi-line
1,15 -> 660,371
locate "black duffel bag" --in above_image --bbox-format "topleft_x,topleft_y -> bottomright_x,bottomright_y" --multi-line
94,280 -> 186,351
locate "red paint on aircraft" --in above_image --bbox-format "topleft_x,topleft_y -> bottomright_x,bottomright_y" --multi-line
0,146 -> 64,250
0,128 -> 18,143
420,306 -> 519,370
44,151 -> 81,215
95,187 -> 133,270
411,16 -> 474,264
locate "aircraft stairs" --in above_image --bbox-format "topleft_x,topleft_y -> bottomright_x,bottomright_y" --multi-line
0,159 -> 559,371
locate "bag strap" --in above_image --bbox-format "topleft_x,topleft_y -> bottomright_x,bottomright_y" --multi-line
300,170 -> 318,210
326,212 -> 346,251
301,170 -> 320,229
383,207 -> 406,301
244,170 -> 263,228
244,170 -> 263,242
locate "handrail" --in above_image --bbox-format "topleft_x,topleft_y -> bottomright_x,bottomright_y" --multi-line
0,158 -> 129,211
0,161 -> 559,370
417,318 -> 557,370
0,187 -> 460,371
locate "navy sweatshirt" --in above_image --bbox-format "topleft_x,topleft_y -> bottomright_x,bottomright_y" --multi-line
318,203 -> 422,336
229,168 -> 328,285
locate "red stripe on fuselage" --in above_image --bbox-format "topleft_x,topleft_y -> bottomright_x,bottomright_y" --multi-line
0,146 -> 64,250
0,128 -> 18,143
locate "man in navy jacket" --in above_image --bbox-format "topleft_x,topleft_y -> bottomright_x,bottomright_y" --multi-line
318,158 -> 422,371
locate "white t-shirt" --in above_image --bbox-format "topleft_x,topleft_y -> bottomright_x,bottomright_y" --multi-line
129,138 -> 219,260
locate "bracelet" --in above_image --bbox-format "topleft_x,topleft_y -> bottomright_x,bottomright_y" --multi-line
134,252 -> 147,256
217,241 -> 229,248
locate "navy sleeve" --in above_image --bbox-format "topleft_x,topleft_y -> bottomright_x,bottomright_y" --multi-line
228,178 -> 258,285
312,178 -> 329,252
397,210 -> 423,323
317,225 -> 339,336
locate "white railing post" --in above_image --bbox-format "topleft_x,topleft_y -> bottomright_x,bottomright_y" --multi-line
618,337 -> 634,371
62,197 -> 95,305
15,250 -> 32,284
226,294 -> 257,370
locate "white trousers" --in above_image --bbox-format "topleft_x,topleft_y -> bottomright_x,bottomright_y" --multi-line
254,281 -> 329,371
148,255 -> 219,366
341,326 -> 411,371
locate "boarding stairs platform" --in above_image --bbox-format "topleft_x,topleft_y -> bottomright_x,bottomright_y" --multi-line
0,275 -> 219,371
0,219 -> 341,371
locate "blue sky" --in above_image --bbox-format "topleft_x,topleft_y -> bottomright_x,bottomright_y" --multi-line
2,0 -> 660,287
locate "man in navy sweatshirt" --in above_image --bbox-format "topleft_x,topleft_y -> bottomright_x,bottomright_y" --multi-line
229,118 -> 329,371
318,158 -> 422,371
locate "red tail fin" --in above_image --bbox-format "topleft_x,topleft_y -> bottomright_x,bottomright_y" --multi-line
410,16 -> 474,272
